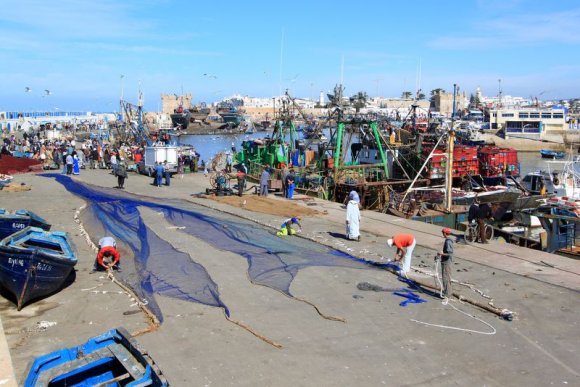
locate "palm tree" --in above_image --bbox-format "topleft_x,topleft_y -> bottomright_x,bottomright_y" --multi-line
401,91 -> 412,99
430,88 -> 445,96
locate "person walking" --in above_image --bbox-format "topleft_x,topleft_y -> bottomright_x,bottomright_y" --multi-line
116,157 -> 128,189
259,166 -> 270,196
163,161 -> 171,186
281,166 -> 289,198
477,202 -> 491,243
72,152 -> 80,175
225,151 -> 233,173
65,152 -> 73,175
91,236 -> 121,272
286,169 -> 296,199
437,228 -> 454,298
236,162 -> 247,197
154,161 -> 164,187
387,233 -> 416,278
345,191 -> 361,241
110,152 -> 118,176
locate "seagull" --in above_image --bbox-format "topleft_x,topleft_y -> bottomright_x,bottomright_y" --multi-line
241,199 -> 247,208
24,87 -> 31,93
44,89 -> 51,96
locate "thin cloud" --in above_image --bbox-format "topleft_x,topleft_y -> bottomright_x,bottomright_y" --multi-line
430,8 -> 580,49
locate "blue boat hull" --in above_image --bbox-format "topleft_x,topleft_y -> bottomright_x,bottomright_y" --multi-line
25,327 -> 168,386
540,150 -> 565,159
0,209 -> 51,240
0,227 -> 76,310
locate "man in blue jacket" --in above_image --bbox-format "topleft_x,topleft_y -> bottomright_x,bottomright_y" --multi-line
154,161 -> 164,187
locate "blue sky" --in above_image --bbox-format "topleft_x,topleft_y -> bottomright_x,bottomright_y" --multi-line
1,0 -> 579,112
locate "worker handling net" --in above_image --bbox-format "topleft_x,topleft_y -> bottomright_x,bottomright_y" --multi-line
45,174 -> 397,323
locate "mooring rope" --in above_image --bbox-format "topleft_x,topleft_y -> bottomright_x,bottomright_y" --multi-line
224,314 -> 283,349
410,259 -> 497,335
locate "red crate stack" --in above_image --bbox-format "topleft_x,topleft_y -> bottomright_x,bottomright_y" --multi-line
423,145 -> 480,179
477,146 -> 519,177
423,147 -> 446,179
452,146 -> 479,177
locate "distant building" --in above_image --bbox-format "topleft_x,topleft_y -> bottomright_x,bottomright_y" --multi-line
490,107 -> 568,139
480,95 -> 530,109
0,110 -> 110,133
160,93 -> 193,115
430,91 -> 467,117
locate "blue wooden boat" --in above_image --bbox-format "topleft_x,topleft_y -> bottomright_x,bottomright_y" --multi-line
540,149 -> 565,159
0,173 -> 12,188
0,226 -> 76,310
24,327 -> 169,386
0,208 -> 51,240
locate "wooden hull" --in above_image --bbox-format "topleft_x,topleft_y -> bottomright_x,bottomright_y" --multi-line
0,227 -> 76,310
24,327 -> 168,386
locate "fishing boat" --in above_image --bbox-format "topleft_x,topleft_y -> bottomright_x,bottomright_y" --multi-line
216,102 -> 243,127
169,94 -> 211,129
0,208 -> 51,240
24,327 -> 168,386
0,226 -> 77,310
540,149 -> 565,159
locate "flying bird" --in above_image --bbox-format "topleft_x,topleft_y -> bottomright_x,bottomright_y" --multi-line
44,89 -> 51,96
24,87 -> 31,93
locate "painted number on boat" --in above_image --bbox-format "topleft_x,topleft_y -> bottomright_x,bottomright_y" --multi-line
11,222 -> 26,229
8,257 -> 24,267
36,263 -> 52,271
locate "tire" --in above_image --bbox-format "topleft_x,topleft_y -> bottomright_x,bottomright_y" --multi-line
485,224 -> 494,241
464,225 -> 477,244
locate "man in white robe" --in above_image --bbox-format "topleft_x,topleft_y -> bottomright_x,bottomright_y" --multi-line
346,191 -> 361,241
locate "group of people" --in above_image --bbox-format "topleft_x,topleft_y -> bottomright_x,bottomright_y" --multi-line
274,189 -> 454,299
386,228 -> 453,298
468,198 -> 492,244
154,161 -> 172,187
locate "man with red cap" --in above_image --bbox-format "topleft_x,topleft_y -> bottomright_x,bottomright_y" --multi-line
437,228 -> 454,298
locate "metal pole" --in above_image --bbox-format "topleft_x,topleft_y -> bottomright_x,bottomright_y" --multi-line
445,129 -> 455,212
445,84 -> 457,212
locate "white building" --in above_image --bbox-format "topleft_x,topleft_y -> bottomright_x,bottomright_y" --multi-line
490,107 -> 568,139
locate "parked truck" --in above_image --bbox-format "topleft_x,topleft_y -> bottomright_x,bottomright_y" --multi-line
137,145 -> 179,176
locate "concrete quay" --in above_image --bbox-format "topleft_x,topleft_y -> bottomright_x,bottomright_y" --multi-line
0,169 -> 578,386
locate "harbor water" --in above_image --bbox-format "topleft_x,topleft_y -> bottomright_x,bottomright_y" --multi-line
175,131 -> 567,178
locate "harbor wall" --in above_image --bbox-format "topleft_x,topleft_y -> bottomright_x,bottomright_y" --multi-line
483,132 -> 580,151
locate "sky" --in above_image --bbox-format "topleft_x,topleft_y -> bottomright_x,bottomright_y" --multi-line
1,0 -> 579,112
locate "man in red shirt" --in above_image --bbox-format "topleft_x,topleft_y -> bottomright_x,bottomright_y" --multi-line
387,233 -> 416,277
92,236 -> 121,272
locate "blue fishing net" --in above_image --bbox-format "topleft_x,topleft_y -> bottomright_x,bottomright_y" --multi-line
44,174 -> 396,322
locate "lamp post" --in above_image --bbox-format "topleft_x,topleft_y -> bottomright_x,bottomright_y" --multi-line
119,74 -> 125,123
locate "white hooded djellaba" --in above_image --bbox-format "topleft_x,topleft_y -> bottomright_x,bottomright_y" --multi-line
345,191 -> 361,240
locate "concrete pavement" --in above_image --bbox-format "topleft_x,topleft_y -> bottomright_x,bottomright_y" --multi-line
0,169 -> 578,385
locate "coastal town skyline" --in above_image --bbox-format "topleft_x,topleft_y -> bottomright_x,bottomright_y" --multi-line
1,0 -> 579,112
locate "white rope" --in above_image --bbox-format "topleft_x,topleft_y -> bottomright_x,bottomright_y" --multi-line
410,257 -> 497,335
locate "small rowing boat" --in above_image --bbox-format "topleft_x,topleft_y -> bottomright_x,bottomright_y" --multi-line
24,327 -> 169,386
0,208 -> 51,240
540,149 -> 565,159
0,226 -> 76,310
